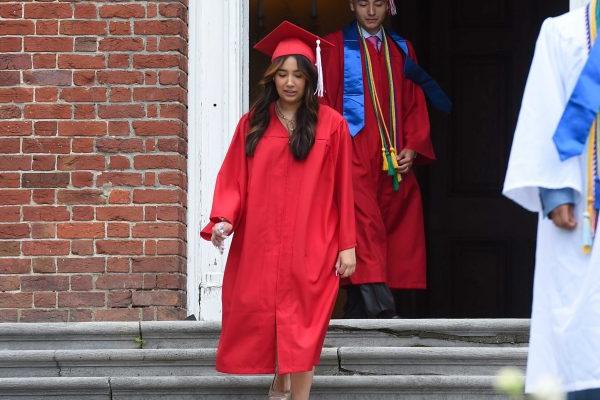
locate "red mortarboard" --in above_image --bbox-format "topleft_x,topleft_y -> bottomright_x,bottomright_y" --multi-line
254,20 -> 333,64
254,21 -> 334,96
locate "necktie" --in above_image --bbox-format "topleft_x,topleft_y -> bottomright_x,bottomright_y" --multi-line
367,35 -> 381,52
553,39 -> 600,161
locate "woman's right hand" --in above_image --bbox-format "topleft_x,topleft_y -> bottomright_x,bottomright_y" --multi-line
211,221 -> 233,252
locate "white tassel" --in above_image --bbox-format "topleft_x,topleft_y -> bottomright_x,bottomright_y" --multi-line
315,39 -> 324,97
389,0 -> 397,15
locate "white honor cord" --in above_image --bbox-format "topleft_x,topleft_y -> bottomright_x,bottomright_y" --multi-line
315,39 -> 324,97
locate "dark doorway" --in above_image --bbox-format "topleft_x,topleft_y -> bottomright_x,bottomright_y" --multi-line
249,0 -> 570,318
249,1 -> 354,100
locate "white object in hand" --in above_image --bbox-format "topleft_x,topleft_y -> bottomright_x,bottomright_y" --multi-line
217,223 -> 227,254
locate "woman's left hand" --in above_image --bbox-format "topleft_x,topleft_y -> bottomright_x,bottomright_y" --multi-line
335,248 -> 356,278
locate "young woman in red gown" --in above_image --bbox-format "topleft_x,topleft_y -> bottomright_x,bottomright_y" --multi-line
201,21 -> 357,400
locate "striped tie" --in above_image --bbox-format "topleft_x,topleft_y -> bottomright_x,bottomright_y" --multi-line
367,35 -> 381,52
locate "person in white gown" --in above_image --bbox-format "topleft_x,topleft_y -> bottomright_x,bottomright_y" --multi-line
503,1 -> 600,399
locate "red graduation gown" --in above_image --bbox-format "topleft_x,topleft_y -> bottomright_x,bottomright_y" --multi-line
322,30 -> 434,289
201,104 -> 356,374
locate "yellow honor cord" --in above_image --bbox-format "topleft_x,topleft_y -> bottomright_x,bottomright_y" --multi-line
583,0 -> 599,253
389,148 -> 399,169
583,116 -> 596,255
592,0 -> 598,40
362,34 -> 393,147
382,148 -> 389,171
358,23 -> 403,184
383,31 -> 397,150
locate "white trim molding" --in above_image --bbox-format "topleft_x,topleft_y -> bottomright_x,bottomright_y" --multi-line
187,0 -> 249,320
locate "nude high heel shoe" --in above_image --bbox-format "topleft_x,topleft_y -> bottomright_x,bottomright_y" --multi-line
268,375 -> 291,400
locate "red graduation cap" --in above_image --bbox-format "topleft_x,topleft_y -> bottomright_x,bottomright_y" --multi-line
254,21 -> 334,97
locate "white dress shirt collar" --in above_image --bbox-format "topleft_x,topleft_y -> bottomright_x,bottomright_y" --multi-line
360,27 -> 384,41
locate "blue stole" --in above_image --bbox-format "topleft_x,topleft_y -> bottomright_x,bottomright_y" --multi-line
552,40 -> 600,161
553,3 -> 600,211
342,23 -> 452,137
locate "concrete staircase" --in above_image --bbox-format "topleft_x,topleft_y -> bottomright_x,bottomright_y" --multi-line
0,319 -> 528,399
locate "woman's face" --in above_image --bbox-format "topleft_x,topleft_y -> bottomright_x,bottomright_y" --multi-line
274,56 -> 306,106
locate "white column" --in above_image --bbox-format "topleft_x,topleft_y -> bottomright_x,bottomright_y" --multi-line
187,0 -> 249,320
570,0 -> 588,9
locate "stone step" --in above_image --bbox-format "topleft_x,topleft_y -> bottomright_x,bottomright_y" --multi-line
0,348 -> 334,378
0,319 -> 529,350
0,347 -> 526,378
0,376 -> 507,399
328,319 -> 529,347
339,347 -> 526,375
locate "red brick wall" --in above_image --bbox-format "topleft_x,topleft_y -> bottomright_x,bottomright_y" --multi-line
0,1 -> 188,322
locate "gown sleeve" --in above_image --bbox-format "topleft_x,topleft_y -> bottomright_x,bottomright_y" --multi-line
200,116 -> 249,241
333,119 -> 357,251
400,42 -> 436,164
539,187 -> 576,217
503,18 -> 583,212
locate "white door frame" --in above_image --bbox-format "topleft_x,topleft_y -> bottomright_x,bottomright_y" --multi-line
187,0 -> 249,320
187,0 -> 582,321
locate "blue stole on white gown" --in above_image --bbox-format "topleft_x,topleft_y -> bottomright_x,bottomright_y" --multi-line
552,40 -> 600,161
552,1 -> 600,250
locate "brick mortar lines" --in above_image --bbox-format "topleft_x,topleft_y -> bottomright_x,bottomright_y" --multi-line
0,2 -> 190,321
0,2 -> 191,150
1,4 -> 189,97
0,2 -> 190,211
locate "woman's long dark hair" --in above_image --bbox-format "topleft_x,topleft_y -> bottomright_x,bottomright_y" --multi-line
246,54 -> 319,161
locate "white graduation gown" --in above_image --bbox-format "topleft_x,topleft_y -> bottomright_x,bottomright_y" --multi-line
503,5 -> 600,393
